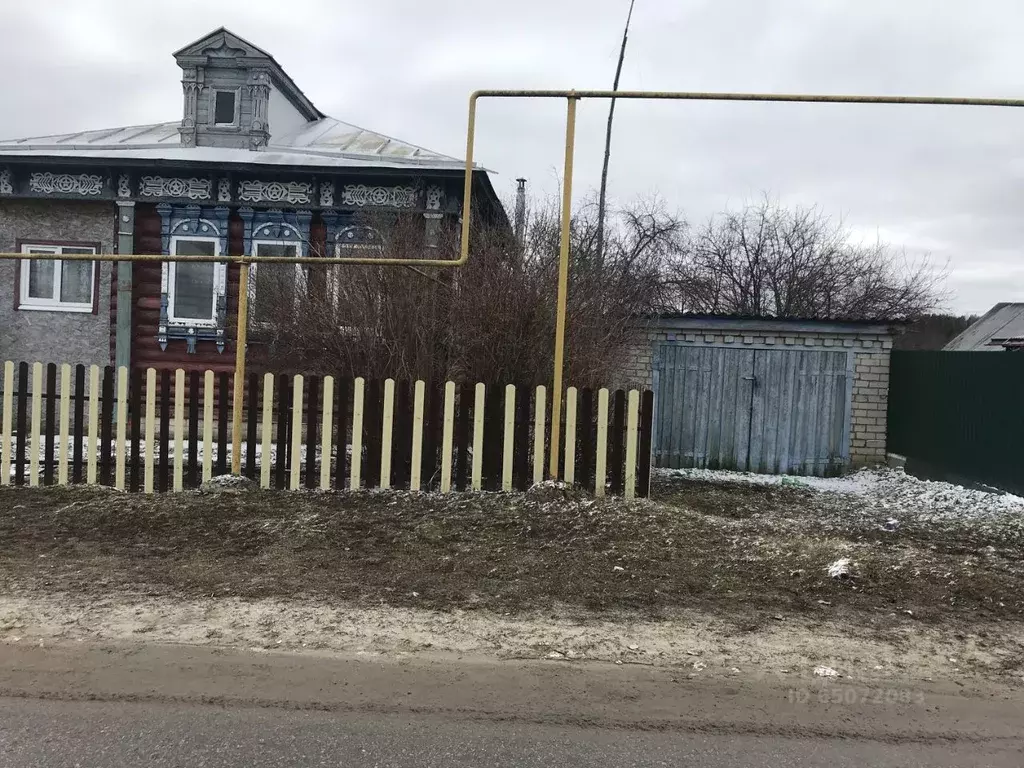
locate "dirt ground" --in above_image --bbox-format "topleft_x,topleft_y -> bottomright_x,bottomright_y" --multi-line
1,471 -> 1023,682
2,475 -> 1022,619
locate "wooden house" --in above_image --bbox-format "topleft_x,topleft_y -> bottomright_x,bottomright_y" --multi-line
0,28 -> 502,374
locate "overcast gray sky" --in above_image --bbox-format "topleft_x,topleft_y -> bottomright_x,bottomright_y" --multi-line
1,0 -> 1021,314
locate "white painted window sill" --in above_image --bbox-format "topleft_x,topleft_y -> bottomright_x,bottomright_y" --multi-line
17,303 -> 94,314
167,319 -> 220,329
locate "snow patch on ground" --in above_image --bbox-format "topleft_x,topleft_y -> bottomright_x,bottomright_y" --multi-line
661,466 -> 1024,544
663,467 -> 1024,515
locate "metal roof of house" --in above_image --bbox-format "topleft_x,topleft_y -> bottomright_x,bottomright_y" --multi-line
0,118 -> 470,172
944,303 -> 1024,351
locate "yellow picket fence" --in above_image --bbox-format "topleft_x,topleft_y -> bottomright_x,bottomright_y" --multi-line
0,361 -> 654,497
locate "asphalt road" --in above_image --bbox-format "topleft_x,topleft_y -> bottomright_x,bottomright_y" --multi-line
0,642 -> 1021,767
1,697 -> 1021,768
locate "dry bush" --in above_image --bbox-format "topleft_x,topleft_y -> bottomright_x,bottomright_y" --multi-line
251,198 -> 675,386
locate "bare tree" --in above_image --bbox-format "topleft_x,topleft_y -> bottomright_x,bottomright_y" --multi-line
666,197 -> 947,320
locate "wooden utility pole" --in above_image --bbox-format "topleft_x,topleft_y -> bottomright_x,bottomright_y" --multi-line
594,0 -> 636,270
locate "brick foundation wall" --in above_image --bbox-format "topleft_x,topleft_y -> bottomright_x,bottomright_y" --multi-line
615,321 -> 894,468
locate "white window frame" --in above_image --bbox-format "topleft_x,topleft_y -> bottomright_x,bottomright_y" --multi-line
250,239 -> 306,325
18,244 -> 96,313
331,229 -> 384,308
211,88 -> 241,127
168,235 -> 221,328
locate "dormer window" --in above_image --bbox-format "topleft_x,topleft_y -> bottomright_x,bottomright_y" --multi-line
212,90 -> 238,126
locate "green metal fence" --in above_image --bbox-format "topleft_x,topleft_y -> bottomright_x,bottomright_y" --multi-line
887,351 -> 1024,493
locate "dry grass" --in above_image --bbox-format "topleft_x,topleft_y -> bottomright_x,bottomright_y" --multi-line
1,477 -> 1022,627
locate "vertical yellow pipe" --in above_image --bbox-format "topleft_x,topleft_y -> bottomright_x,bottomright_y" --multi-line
440,381 -> 456,493
28,362 -> 42,487
459,94 -> 478,263
1,361 -> 12,486
549,96 -> 578,478
115,367 -> 128,491
320,375 -> 334,491
57,364 -> 71,486
231,260 -> 250,475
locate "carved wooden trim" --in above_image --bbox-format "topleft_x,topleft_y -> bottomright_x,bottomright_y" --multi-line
140,176 -> 212,200
29,172 -> 104,196
341,184 -> 416,208
237,180 -> 314,205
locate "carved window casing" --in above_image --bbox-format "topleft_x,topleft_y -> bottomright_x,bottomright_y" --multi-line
156,203 -> 229,353
321,212 -> 385,309
240,208 -> 312,330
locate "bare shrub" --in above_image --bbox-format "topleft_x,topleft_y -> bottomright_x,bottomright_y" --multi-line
251,198 -> 675,386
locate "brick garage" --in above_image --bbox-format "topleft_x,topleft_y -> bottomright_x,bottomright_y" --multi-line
615,315 -> 896,473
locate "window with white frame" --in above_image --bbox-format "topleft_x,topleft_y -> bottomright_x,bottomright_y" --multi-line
18,244 -> 96,312
168,236 -> 220,326
329,226 -> 384,307
250,240 -> 304,327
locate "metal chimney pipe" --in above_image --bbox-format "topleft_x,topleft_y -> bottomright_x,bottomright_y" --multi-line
514,177 -> 527,244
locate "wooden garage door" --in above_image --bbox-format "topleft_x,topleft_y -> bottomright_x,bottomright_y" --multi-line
653,345 -> 851,476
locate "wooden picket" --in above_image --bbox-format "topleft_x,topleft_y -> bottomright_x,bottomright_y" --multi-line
440,381 -> 455,493
0,361 -> 12,486
57,364 -> 71,486
129,368 -> 142,492
115,367 -> 128,491
44,363 -> 57,486
320,375 -> 334,491
0,359 -> 654,497
532,385 -> 546,486
245,372 -> 259,480
28,362 -> 41,487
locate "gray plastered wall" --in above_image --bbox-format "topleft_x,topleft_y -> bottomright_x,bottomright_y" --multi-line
615,319 -> 895,468
0,199 -> 114,369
